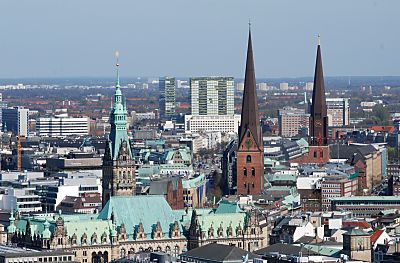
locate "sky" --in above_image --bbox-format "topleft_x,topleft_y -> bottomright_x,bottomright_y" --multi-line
0,0 -> 399,79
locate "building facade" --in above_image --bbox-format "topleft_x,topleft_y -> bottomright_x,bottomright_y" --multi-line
190,77 -> 234,116
159,77 -> 176,118
326,98 -> 350,127
321,174 -> 358,211
278,107 -> 310,137
2,107 -> 29,136
184,114 -> 241,133
36,117 -> 89,137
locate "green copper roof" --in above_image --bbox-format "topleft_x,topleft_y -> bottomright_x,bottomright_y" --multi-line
215,200 -> 243,214
65,219 -> 112,245
164,148 -> 191,162
107,65 -> 133,160
42,219 -> 51,239
182,173 -> 207,189
98,196 -> 181,240
182,209 -> 246,238
301,244 -> 341,257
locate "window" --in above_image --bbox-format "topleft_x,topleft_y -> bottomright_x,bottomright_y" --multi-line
320,151 -> 324,158
83,251 -> 87,257
314,151 -> 317,158
246,155 -> 251,163
247,131 -> 250,137
251,167 -> 255,176
243,167 -> 247,176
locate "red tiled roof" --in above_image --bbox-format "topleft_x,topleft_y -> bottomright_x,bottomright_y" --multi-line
342,221 -> 371,229
370,229 -> 385,244
370,126 -> 395,133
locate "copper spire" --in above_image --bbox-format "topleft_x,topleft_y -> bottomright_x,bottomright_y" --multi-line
239,27 -> 261,147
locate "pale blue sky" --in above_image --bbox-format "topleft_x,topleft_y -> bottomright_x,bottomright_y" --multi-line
0,0 -> 398,78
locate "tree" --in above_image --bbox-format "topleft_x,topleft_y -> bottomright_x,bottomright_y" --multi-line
372,104 -> 390,125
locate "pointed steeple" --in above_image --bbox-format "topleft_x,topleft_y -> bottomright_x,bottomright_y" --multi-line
239,26 -> 261,147
108,51 -> 132,160
309,34 -> 329,146
310,34 -> 327,118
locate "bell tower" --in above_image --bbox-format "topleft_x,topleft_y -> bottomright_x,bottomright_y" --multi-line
236,25 -> 264,195
102,52 -> 136,207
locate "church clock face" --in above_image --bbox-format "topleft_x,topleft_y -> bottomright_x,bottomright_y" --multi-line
245,139 -> 252,149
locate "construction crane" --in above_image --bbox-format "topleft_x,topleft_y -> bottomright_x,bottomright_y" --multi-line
17,134 -> 21,172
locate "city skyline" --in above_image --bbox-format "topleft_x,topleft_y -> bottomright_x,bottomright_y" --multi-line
0,0 -> 399,78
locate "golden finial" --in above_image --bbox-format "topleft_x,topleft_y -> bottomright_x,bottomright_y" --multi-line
317,34 -> 321,46
115,50 -> 120,67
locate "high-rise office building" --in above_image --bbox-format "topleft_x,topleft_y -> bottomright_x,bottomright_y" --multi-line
2,107 -> 29,136
159,77 -> 176,118
326,98 -> 350,127
278,107 -> 310,137
0,93 -> 8,131
190,77 -> 234,116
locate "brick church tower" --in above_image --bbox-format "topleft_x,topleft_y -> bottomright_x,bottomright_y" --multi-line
236,27 -> 264,195
307,36 -> 330,164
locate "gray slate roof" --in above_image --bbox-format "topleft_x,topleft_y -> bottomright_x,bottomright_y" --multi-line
181,243 -> 256,263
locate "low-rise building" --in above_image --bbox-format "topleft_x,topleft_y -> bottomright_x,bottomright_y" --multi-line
332,196 -> 400,217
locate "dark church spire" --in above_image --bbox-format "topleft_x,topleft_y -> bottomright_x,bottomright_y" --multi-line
239,26 -> 261,148
309,35 -> 328,146
310,34 -> 327,118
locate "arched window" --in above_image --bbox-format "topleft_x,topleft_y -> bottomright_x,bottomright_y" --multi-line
251,167 -> 255,176
246,155 -> 251,163
247,131 -> 250,137
243,168 -> 247,177
120,248 -> 126,258
174,246 -> 180,257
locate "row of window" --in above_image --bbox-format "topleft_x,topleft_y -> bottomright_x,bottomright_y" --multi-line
243,167 -> 256,177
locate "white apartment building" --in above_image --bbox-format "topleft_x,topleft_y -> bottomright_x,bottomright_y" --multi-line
36,116 -> 89,137
190,77 -> 234,116
184,114 -> 241,134
0,187 -> 42,213
326,98 -> 350,127
44,172 -> 102,211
